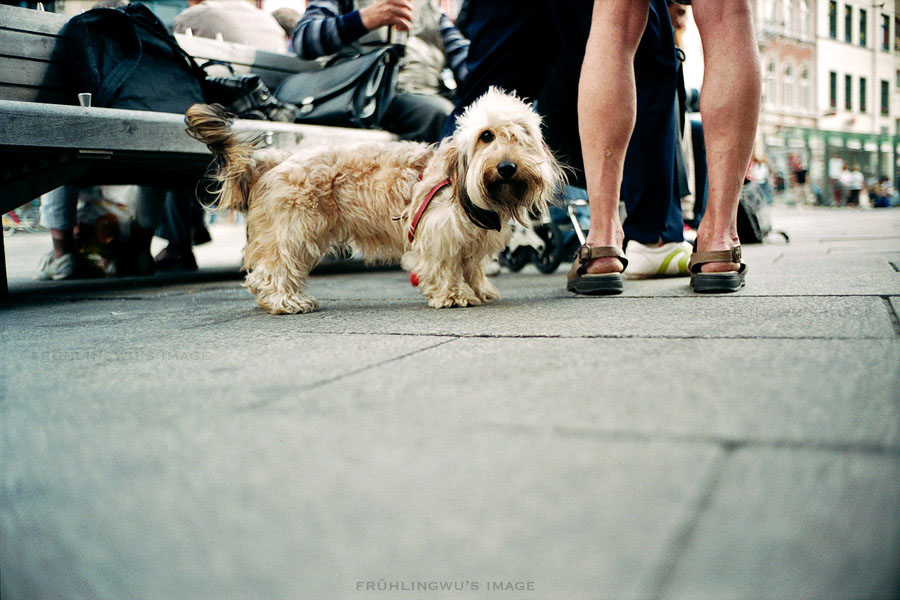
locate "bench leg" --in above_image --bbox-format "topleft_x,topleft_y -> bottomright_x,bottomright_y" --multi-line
0,231 -> 7,301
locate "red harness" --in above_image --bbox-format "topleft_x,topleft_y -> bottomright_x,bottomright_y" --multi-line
408,177 -> 451,243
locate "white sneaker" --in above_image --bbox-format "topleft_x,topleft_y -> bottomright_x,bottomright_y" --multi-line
625,241 -> 692,278
37,252 -> 75,280
484,255 -> 501,277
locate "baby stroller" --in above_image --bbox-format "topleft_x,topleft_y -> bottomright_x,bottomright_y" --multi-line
498,185 -> 590,274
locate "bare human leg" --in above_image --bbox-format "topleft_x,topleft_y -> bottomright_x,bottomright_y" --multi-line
577,0 -> 650,275
691,0 -> 761,273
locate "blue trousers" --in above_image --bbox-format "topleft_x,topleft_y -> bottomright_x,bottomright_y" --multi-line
444,0 -> 684,244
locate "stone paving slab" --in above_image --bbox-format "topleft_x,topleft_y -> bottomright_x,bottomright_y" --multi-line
1,411 -> 722,600
2,208 -> 899,600
3,275 -> 897,341
277,337 -> 900,449
0,331 -> 448,409
657,448 -> 900,600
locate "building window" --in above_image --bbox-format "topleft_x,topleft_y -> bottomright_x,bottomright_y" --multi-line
783,64 -> 794,109
784,0 -> 794,35
765,0 -> 777,25
845,74 -> 853,111
800,0 -> 810,38
860,9 -> 868,47
766,61 -> 777,106
800,68 -> 810,111
896,69 -> 900,89
830,71 -> 838,110
882,14 -> 890,50
845,4 -> 853,43
860,76 -> 868,112
829,1 -> 838,38
896,16 -> 900,50
881,80 -> 890,115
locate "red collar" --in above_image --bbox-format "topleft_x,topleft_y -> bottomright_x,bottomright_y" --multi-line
408,178 -> 451,243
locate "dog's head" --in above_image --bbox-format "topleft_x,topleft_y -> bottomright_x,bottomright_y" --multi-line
436,87 -> 565,230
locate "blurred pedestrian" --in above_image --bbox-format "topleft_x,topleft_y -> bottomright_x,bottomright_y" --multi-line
272,7 -> 303,46
846,165 -> 864,208
174,0 -> 288,53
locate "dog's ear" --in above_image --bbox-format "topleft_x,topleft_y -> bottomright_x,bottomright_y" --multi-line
530,125 -> 567,216
440,136 -> 501,232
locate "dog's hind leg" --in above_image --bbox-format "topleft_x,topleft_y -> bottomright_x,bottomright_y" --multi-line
243,206 -> 326,315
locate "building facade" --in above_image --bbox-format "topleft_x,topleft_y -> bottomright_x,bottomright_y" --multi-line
757,0 -> 900,199
755,0 -> 820,192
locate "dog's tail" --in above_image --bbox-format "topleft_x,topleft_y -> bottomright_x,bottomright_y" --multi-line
185,103 -> 260,213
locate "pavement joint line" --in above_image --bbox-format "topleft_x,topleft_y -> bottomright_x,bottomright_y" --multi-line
279,331 -> 899,341
639,450 -> 732,600
187,310 -> 265,329
818,235 -> 900,242
546,425 -> 900,457
882,296 -> 900,337
236,337 -> 460,412
5,290 -> 900,307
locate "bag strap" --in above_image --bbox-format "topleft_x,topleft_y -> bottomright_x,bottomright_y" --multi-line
310,45 -> 399,104
126,4 -> 210,82
198,59 -> 237,76
93,9 -> 143,107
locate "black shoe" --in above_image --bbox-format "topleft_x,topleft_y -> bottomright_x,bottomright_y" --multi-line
154,246 -> 198,271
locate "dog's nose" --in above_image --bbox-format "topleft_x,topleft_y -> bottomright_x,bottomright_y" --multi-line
497,160 -> 517,179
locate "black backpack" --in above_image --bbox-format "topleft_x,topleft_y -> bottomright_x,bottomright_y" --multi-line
63,3 -> 208,113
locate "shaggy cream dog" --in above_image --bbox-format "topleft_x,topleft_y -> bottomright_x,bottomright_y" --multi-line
185,88 -> 563,314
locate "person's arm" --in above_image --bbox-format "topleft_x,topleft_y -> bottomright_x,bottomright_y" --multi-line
292,0 -> 414,59
439,13 -> 470,84
291,0 -> 367,59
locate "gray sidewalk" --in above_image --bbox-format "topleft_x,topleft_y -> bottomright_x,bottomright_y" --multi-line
1,206 -> 899,600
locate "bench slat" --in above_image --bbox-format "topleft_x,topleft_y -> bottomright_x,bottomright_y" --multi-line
0,99 -> 396,156
0,4 -> 67,36
0,83 -> 68,104
0,26 -> 64,61
175,34 -> 318,75
0,56 -> 66,89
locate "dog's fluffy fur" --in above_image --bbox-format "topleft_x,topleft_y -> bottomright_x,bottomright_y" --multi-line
185,88 -> 563,314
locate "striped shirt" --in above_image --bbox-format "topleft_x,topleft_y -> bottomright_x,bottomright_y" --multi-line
291,0 -> 469,85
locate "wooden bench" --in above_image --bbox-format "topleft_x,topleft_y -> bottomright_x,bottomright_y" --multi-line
0,3 -> 397,298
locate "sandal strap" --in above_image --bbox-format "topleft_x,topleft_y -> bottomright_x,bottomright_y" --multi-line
570,245 -> 628,278
575,245 -> 627,264
689,246 -> 743,273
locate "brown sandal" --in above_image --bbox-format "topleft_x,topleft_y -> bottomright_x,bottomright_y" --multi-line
689,246 -> 747,293
566,245 -> 628,295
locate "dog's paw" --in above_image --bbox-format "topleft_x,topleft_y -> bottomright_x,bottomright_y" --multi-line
427,292 -> 483,309
475,282 -> 500,303
258,293 -> 320,315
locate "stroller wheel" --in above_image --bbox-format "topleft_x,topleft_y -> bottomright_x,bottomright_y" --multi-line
530,222 -> 564,274
498,246 -> 530,272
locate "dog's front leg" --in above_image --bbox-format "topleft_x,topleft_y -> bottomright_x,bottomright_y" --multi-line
415,258 -> 482,309
464,259 -> 500,304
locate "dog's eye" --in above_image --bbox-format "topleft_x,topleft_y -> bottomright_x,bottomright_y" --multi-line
479,130 -> 495,143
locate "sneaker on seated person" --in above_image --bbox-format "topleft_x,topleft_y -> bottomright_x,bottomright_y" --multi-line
37,251 -> 75,280
624,240 -> 692,278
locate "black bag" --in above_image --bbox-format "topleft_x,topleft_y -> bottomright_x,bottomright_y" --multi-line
204,73 -> 299,123
274,44 -> 402,128
63,3 -> 208,113
737,181 -> 789,244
